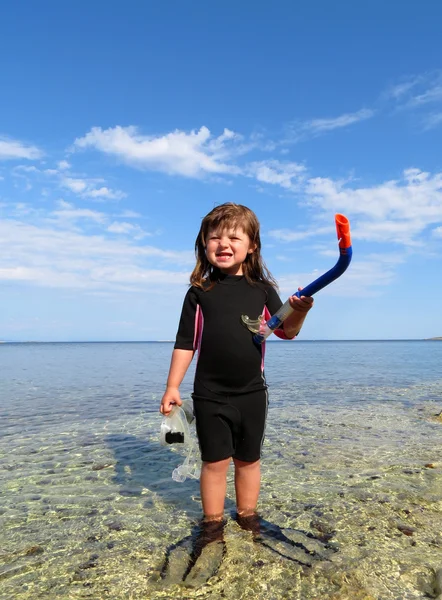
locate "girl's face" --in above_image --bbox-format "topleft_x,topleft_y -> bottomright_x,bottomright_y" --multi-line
205,226 -> 256,275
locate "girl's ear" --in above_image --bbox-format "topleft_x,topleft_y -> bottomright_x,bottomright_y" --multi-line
248,243 -> 257,254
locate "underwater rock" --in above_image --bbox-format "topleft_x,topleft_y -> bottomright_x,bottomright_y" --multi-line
0,564 -> 30,581
24,545 -> 44,556
434,567 -> 442,598
397,524 -> 415,536
77,554 -> 99,571
310,518 -> 337,542
105,520 -> 124,531
92,462 -> 113,471
431,410 -> 442,423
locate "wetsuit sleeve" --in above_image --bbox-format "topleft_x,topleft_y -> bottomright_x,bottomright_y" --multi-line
265,285 -> 296,340
174,287 -> 200,351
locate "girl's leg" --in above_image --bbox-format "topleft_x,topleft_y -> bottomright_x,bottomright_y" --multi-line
233,458 -> 261,515
200,458 -> 231,519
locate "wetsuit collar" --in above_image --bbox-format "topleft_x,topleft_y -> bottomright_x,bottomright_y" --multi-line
217,273 -> 244,285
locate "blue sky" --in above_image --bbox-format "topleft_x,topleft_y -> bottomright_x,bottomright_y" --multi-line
1,1 -> 442,341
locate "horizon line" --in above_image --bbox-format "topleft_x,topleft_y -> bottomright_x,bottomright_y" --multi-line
1,338 -> 441,344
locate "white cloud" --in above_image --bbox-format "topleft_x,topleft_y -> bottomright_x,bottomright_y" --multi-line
58,160 -> 71,170
118,209 -> 142,218
60,176 -> 125,200
13,165 -> 40,174
406,85 -> 442,108
387,71 -> 442,109
0,217 -> 193,292
300,108 -> 375,134
85,186 -> 126,200
259,166 -> 442,247
51,201 -> 107,224
385,75 -> 423,100
248,160 -> 306,190
107,221 -> 149,238
61,177 -> 88,193
0,137 -> 43,161
303,168 -> 442,245
73,125 -> 242,178
388,82 -> 415,100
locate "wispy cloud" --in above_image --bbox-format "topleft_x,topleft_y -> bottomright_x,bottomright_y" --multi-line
300,108 -> 375,134
247,160 -> 306,190
255,162 -> 442,247
303,168 -> 442,245
51,200 -> 108,225
385,74 -> 424,100
0,137 -> 43,161
283,108 -> 375,144
7,162 -> 127,201
385,71 -> 442,129
86,186 -> 126,200
60,176 -> 126,200
107,221 -> 150,239
73,125 -> 243,179
423,112 -> 442,131
0,213 -> 193,292
276,254 -> 400,298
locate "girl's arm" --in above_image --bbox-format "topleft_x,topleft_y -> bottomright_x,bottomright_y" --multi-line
283,293 -> 314,338
160,348 -> 194,415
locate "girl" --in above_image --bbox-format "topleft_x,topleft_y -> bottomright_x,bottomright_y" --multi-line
160,203 -> 313,528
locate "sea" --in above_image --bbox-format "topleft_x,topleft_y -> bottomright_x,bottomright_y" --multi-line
1,340 -> 441,600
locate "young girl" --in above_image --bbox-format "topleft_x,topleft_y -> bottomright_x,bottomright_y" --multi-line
160,203 -> 313,529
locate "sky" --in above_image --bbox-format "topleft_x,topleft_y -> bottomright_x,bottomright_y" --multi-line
1,0 -> 442,341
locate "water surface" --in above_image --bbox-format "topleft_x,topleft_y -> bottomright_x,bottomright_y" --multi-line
1,341 -> 441,599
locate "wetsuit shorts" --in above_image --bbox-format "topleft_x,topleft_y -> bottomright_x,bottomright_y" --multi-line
192,386 -> 268,463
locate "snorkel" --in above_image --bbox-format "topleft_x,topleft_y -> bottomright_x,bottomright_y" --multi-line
242,214 -> 352,344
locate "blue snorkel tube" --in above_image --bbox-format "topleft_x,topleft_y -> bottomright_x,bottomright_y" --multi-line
241,214 -> 353,343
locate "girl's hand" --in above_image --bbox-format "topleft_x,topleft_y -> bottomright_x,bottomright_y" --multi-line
160,386 -> 182,415
288,287 -> 314,312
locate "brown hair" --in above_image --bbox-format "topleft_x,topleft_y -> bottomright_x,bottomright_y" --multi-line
190,203 -> 278,290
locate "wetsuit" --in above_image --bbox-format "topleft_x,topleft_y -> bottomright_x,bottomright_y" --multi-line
174,274 -> 293,462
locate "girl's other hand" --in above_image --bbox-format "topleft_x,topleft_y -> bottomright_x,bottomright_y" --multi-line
160,387 -> 182,415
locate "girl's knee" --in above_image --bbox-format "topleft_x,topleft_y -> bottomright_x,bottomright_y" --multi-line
202,458 -> 231,474
233,458 -> 260,470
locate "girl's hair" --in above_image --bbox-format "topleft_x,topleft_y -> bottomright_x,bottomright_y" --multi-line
190,203 -> 278,290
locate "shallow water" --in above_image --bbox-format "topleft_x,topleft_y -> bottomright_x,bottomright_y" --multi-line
1,341 -> 441,599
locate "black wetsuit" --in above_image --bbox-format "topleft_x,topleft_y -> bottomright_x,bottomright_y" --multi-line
174,274 -> 292,462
